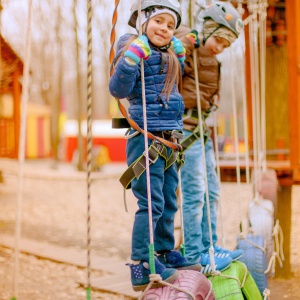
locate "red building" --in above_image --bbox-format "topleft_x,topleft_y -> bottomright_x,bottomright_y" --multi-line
0,35 -> 23,158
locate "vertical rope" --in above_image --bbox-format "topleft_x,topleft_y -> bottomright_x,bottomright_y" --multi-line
213,111 -> 226,248
177,169 -> 186,256
109,0 -> 120,77
11,1 -> 33,299
86,0 -> 93,298
136,0 -> 155,275
259,0 -> 267,172
191,0 -> 216,271
253,1 -> 262,195
248,0 -> 260,199
240,36 -> 251,185
230,49 -> 243,233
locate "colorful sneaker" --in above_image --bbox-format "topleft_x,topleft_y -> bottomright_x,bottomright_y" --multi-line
214,245 -> 243,261
127,258 -> 179,291
199,253 -> 232,276
156,250 -> 202,271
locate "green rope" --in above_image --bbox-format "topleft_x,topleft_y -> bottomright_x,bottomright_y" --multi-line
149,244 -> 156,274
86,287 -> 92,300
180,243 -> 186,257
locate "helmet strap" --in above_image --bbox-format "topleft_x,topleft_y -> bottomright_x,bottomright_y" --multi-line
202,23 -> 223,45
158,43 -> 171,51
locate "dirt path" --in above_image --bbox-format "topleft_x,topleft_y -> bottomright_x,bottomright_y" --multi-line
0,160 -> 299,299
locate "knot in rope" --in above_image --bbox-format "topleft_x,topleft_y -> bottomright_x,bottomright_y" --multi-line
210,270 -> 221,277
149,273 -> 162,282
238,232 -> 246,239
263,288 -> 271,299
240,236 -> 266,253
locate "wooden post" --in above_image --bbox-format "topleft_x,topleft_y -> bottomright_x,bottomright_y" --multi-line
275,184 -> 292,278
286,0 -> 300,180
13,70 -> 21,159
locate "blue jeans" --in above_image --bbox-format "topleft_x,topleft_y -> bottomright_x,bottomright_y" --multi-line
181,131 -> 220,262
127,133 -> 179,262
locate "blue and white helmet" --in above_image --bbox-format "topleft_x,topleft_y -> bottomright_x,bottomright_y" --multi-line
128,0 -> 182,29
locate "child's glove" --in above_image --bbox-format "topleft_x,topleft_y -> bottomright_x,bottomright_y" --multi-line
124,35 -> 152,64
171,36 -> 186,63
186,30 -> 200,48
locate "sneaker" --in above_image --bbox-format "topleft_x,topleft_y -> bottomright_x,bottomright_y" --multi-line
214,245 -> 243,261
199,253 -> 232,276
156,250 -> 202,271
127,258 -> 179,291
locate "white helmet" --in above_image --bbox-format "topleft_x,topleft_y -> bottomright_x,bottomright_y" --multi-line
128,0 -> 182,29
201,1 -> 243,36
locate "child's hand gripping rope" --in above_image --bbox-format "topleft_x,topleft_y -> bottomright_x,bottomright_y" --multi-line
171,36 -> 186,63
124,35 -> 152,64
186,30 -> 200,48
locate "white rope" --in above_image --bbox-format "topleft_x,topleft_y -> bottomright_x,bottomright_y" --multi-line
204,279 -> 214,300
177,169 -> 186,253
264,219 -> 284,274
213,111 -> 226,248
191,0 -> 216,272
209,262 -> 249,288
12,0 -> 33,298
259,0 -> 268,172
263,288 -> 271,300
137,0 -> 155,265
239,34 -> 251,184
238,233 -> 266,253
248,0 -> 260,200
229,48 -> 243,232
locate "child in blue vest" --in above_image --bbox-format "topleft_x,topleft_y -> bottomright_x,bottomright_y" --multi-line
109,0 -> 201,291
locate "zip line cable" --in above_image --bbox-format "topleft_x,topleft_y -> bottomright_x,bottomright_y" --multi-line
11,0 -> 33,299
86,0 -> 93,298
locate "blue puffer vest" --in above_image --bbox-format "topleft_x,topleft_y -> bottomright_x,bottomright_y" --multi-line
109,34 -> 185,132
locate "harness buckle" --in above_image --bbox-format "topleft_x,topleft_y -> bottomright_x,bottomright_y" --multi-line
145,140 -> 164,164
171,130 -> 184,143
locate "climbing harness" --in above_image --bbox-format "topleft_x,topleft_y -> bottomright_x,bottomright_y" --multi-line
119,132 -> 185,189
180,107 -> 217,152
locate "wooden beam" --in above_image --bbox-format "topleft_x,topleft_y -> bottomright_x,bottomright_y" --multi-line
286,0 -> 300,181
